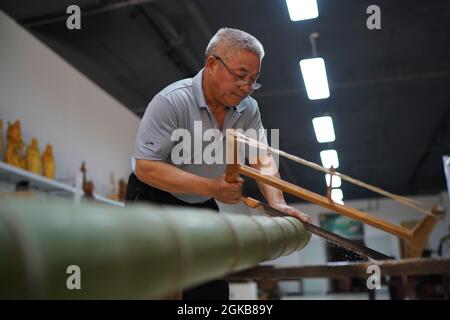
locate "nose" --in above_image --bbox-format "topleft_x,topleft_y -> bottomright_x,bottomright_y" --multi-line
239,83 -> 253,95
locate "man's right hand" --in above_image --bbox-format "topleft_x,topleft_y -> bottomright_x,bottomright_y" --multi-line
211,175 -> 244,204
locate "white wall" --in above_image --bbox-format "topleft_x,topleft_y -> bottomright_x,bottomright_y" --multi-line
0,11 -> 140,196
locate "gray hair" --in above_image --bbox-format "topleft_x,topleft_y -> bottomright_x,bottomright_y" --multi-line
205,28 -> 265,61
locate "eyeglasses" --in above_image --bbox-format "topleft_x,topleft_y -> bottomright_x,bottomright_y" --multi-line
213,55 -> 262,90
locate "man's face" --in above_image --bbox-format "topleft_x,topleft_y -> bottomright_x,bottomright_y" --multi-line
207,50 -> 261,107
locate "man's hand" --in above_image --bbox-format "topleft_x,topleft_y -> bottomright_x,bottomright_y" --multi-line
271,202 -> 312,223
211,175 -> 244,204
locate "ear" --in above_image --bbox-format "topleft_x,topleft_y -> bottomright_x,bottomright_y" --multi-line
205,56 -> 218,73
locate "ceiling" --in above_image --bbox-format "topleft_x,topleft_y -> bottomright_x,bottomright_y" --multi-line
1,0 -> 449,203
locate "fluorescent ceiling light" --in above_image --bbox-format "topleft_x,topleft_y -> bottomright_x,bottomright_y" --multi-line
312,116 -> 335,143
320,149 -> 339,169
286,0 -> 319,21
325,174 -> 341,188
331,188 -> 344,204
299,58 -> 330,100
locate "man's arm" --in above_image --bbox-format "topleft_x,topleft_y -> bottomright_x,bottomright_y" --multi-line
134,94 -> 244,205
135,159 -> 243,204
249,155 -> 311,223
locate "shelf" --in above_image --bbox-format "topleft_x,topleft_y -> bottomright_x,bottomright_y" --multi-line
0,161 -> 124,207
0,161 -> 76,196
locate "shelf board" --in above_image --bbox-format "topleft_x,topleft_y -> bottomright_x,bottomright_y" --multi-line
0,161 -> 124,206
0,161 -> 76,196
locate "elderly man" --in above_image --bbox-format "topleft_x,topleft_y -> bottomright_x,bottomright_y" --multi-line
125,28 -> 310,300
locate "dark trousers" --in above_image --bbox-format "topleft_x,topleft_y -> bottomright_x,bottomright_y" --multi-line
125,173 -> 229,300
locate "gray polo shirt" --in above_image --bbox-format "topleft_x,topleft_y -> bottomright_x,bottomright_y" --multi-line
134,68 -> 267,203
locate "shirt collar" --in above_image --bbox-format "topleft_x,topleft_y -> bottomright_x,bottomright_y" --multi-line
192,69 -> 208,109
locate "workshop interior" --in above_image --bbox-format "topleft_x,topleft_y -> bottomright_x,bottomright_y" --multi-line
0,0 -> 449,300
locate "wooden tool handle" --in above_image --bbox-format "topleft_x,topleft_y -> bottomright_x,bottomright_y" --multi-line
225,129 -> 239,184
240,196 -> 262,209
225,164 -> 240,183
225,164 -> 261,209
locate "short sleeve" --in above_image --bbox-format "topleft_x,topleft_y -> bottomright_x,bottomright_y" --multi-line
238,100 -> 269,164
134,94 -> 179,161
244,101 -> 268,146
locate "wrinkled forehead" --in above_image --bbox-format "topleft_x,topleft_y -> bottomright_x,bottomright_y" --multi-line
225,49 -> 262,75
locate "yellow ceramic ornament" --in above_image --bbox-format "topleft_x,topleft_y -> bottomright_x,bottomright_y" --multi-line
26,138 -> 42,174
42,144 -> 55,179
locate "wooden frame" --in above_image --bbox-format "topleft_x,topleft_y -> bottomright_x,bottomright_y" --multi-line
225,131 -> 443,258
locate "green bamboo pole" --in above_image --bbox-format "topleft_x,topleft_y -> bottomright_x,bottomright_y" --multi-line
0,198 -> 310,299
